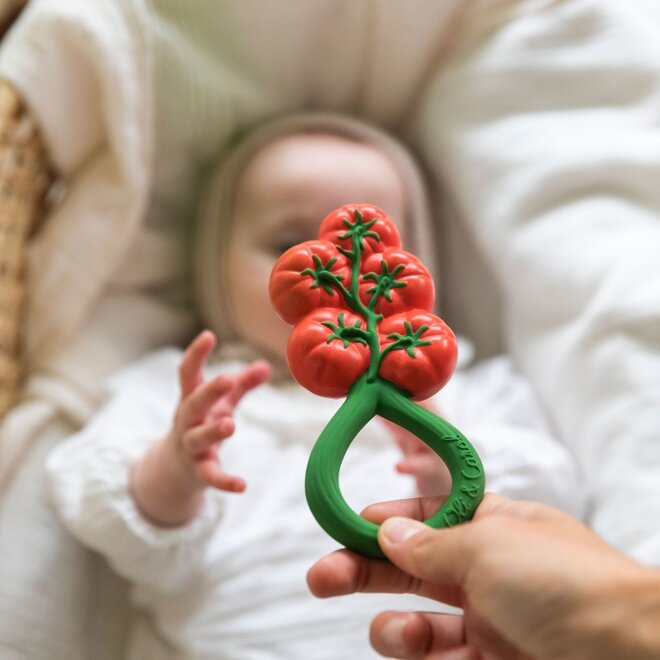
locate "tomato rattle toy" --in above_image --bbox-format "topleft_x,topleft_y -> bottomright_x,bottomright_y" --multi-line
269,204 -> 485,558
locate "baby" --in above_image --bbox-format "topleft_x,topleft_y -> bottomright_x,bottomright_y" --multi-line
46,114 -> 584,659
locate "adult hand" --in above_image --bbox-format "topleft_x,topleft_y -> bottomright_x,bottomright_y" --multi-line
308,494 -> 660,659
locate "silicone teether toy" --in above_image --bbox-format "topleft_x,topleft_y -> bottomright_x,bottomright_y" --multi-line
269,204 -> 485,558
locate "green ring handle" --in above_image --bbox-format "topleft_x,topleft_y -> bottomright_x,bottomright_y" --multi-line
305,375 -> 485,558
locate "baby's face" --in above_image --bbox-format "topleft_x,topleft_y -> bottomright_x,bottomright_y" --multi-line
226,132 -> 407,364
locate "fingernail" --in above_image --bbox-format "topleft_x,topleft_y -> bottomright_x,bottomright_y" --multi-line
380,517 -> 425,544
379,616 -> 408,656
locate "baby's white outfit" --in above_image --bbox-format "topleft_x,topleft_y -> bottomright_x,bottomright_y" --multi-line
47,349 -> 585,660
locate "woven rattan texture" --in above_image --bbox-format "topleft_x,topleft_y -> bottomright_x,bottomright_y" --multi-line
0,81 -> 51,418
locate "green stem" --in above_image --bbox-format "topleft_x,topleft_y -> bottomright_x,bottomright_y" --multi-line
334,279 -> 353,301
367,282 -> 384,311
305,376 -> 485,558
370,341 -> 399,377
334,233 -> 382,380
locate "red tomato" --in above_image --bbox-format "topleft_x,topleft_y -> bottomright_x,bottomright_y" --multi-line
378,310 -> 457,401
359,248 -> 435,316
287,309 -> 371,397
269,240 -> 351,325
318,204 -> 401,259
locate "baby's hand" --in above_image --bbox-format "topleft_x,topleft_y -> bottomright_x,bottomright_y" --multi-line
383,401 -> 452,497
167,330 -> 270,492
130,331 -> 271,526
168,330 -> 271,493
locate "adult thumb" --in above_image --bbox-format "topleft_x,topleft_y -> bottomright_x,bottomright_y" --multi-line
377,517 -> 473,587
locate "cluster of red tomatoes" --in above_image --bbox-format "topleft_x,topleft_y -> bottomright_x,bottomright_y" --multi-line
269,204 -> 458,401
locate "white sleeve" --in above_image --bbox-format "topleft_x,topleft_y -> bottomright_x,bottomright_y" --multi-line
45,350 -> 224,594
417,0 -> 660,564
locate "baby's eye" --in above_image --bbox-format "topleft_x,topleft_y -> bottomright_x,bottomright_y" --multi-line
273,238 -> 299,255
271,229 -> 309,255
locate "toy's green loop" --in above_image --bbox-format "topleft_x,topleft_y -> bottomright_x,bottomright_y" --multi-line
305,375 -> 485,558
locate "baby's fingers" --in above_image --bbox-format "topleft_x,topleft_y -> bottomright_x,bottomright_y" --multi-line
397,454 -> 452,497
179,375 -> 233,429
195,457 -> 246,493
183,418 -> 235,455
226,360 -> 272,408
183,420 -> 245,492
397,454 -> 442,477
383,419 -> 433,458
179,331 -> 216,397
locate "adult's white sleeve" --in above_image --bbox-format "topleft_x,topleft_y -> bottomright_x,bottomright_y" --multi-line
45,351 -> 224,594
415,0 -> 660,563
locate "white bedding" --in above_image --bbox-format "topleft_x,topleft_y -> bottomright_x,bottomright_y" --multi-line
0,0 -> 659,658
